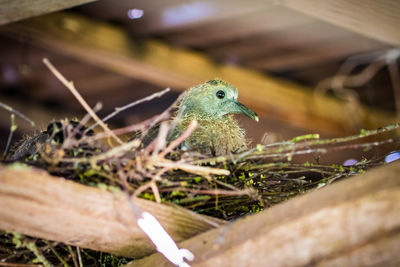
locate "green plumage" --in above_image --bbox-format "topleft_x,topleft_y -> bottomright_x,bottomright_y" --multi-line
169,79 -> 258,155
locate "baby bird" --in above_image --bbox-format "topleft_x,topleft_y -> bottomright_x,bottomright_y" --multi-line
169,79 -> 258,156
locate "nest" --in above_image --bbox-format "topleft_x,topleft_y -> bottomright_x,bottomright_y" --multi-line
1,113 -> 398,266
1,59 -> 399,266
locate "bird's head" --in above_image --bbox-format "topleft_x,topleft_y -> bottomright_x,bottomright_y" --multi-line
179,79 -> 259,122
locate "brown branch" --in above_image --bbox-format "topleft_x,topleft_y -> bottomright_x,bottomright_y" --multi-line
42,58 -> 123,145
0,101 -> 36,127
159,120 -> 198,158
89,88 -> 170,131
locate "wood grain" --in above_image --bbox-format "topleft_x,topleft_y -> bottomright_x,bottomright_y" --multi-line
0,0 -> 97,25
280,0 -> 400,46
0,164 -> 224,258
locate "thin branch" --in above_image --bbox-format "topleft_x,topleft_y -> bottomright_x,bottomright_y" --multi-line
42,58 -> 123,145
76,247 -> 83,267
67,245 -> 79,267
159,120 -> 198,158
155,160 -> 230,177
0,101 -> 35,127
88,88 -> 170,131
3,114 -> 17,160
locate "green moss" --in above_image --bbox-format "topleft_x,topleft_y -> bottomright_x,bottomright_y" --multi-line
290,133 -> 320,143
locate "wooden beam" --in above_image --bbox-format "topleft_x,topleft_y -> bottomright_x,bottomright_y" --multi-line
206,21 -> 348,61
164,7 -> 314,48
85,0 -> 275,35
279,0 -> 400,47
0,164 -> 224,258
0,0 -> 98,25
246,34 -> 384,71
2,13 -> 397,135
127,161 -> 400,266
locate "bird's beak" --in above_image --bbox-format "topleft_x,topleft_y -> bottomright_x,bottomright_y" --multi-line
234,101 -> 259,122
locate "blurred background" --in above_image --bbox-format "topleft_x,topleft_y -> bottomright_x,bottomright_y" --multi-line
0,0 -> 399,161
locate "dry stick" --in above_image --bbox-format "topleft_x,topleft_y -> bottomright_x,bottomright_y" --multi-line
155,160 -> 230,177
133,180 -> 159,201
42,58 -> 123,145
159,120 -> 198,158
82,102 -> 103,125
82,95 -> 180,143
67,245 -> 79,267
285,123 -> 400,150
0,101 -> 36,127
160,187 -> 249,196
50,139 -> 142,165
151,122 -> 170,157
88,88 -> 171,132
62,102 -> 103,149
245,138 -> 399,162
3,114 -> 16,160
76,247 -> 83,267
167,105 -> 186,142
144,109 -> 192,157
135,122 -> 216,201
194,123 -> 400,165
47,243 -> 69,267
80,102 -> 102,135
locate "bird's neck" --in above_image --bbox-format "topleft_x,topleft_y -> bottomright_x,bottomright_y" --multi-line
177,114 -> 248,155
181,111 -> 222,121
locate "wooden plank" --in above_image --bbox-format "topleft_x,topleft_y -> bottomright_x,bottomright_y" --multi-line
0,164 -> 224,258
246,34 -> 385,71
1,13 -> 396,135
78,0 -> 273,34
279,0 -> 400,47
126,161 -> 400,266
163,7 -> 314,48
206,21 -> 355,61
0,0 -> 98,25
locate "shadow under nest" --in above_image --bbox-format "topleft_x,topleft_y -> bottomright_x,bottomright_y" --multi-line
1,105 -> 399,266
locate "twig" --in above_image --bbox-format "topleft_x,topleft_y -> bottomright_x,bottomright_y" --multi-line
3,114 -> 17,160
76,247 -> 83,267
167,105 -> 186,141
160,187 -> 250,196
42,58 -> 123,145
159,120 -> 198,158
155,160 -> 230,176
88,88 -> 170,131
47,242 -> 69,267
54,139 -> 141,165
195,123 -> 400,165
67,245 -> 79,267
78,95 -> 179,143
151,122 -> 170,157
0,101 -> 35,127
81,102 -> 102,134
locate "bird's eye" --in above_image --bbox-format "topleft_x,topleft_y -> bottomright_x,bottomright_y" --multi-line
216,90 -> 225,99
